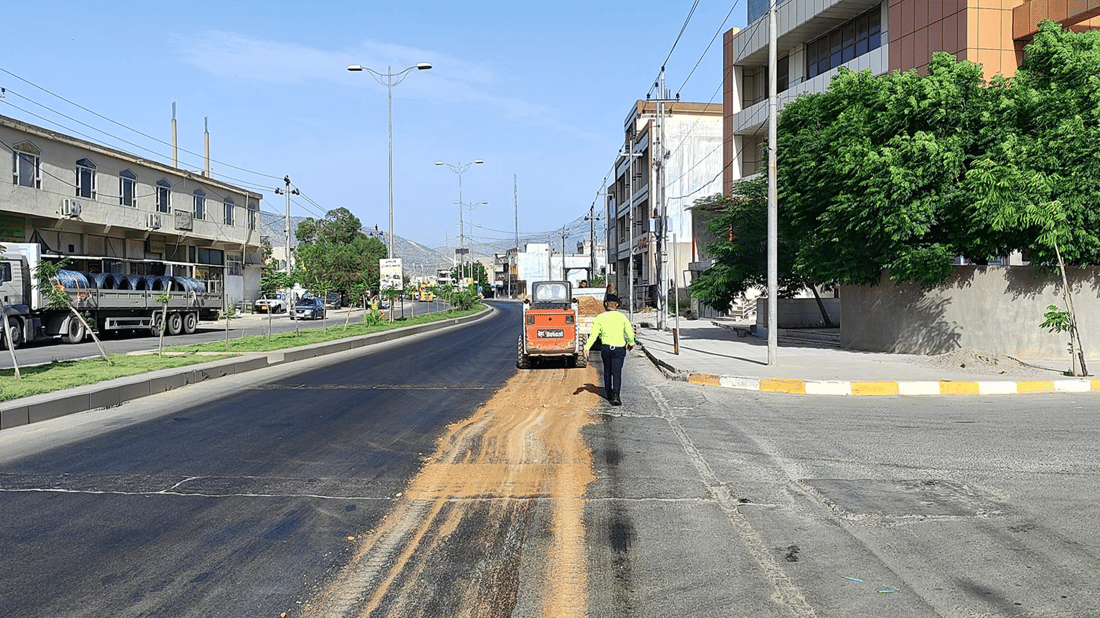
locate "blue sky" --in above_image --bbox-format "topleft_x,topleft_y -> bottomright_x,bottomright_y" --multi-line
2,0 -> 746,249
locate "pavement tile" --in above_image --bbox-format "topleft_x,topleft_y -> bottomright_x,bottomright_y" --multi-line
633,315 -> 1097,397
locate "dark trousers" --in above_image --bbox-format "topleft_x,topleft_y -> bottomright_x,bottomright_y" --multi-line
600,345 -> 627,397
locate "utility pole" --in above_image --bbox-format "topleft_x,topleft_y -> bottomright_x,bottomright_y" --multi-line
585,199 -> 601,285
767,0 -> 779,365
651,68 -> 679,331
274,175 -> 299,274
620,135 -> 643,323
513,174 -> 519,298
560,226 -> 569,280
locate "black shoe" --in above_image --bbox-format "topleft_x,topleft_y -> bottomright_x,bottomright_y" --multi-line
611,394 -> 622,406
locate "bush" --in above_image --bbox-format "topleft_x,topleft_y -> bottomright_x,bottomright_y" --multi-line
451,290 -> 478,311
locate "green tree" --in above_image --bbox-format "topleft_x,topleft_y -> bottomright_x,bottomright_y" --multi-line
963,21 -> 1100,375
689,177 -> 804,311
294,208 -> 386,302
778,52 -> 994,288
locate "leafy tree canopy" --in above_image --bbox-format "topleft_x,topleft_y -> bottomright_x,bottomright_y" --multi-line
294,209 -> 386,302
689,177 -> 804,313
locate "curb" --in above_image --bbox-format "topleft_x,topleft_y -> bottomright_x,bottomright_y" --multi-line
683,373 -> 1100,396
636,343 -> 1100,396
1,307 -> 494,430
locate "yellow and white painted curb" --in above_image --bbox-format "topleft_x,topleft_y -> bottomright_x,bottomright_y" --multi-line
685,374 -> 1100,396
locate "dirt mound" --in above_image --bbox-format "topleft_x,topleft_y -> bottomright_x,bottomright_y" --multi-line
922,348 -> 1050,376
576,295 -> 604,317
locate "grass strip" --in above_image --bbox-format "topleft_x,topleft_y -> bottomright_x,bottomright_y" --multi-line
168,305 -> 484,354
1,305 -> 485,403
0,354 -> 235,403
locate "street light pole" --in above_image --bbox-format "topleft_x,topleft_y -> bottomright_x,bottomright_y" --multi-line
455,199 -> 487,286
347,62 -> 432,260
436,159 -> 484,283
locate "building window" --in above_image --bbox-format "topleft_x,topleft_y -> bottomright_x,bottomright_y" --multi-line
156,179 -> 171,213
248,201 -> 258,230
119,170 -> 137,207
12,146 -> 41,189
227,254 -> 243,276
193,189 -> 206,220
76,158 -> 97,199
806,7 -> 881,79
223,197 -> 234,226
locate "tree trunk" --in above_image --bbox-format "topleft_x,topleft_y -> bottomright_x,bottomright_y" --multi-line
158,303 -> 168,356
804,278 -> 834,328
1053,240 -> 1088,376
2,305 -> 21,379
70,305 -> 112,365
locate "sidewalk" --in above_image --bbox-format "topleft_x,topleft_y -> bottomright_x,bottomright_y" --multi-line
633,316 -> 1100,396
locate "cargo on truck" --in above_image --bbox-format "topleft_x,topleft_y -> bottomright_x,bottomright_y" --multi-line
1,242 -> 223,349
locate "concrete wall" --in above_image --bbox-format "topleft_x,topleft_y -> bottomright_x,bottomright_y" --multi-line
755,297 -> 842,330
840,266 -> 1100,358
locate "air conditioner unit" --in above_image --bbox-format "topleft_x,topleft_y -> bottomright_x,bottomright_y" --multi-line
61,199 -> 82,217
147,213 -> 162,229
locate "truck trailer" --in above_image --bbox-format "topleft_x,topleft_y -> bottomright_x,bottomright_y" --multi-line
1,242 -> 222,349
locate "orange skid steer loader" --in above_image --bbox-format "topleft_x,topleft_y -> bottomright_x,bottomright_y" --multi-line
517,280 -> 590,369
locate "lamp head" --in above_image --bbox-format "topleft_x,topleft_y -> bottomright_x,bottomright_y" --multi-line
416,63 -> 432,70
347,65 -> 364,72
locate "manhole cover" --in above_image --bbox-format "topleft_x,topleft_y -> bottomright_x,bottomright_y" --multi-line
804,479 -> 998,518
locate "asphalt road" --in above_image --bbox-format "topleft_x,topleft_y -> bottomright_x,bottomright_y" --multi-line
2,299 -> 1098,617
0,301 -> 514,618
588,357 -> 1100,617
0,299 -> 448,368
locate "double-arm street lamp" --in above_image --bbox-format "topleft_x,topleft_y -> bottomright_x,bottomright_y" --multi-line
347,62 -> 432,259
435,160 -> 484,282
455,199 -> 488,282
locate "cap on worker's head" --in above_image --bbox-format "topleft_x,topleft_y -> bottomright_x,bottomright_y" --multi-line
604,293 -> 619,304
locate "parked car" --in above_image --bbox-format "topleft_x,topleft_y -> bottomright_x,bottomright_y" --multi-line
293,297 -> 326,320
324,292 -> 342,309
254,293 -> 287,314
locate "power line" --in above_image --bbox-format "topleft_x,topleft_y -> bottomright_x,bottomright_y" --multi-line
0,67 -> 282,182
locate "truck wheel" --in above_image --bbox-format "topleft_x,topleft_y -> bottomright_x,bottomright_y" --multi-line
149,312 -> 164,337
182,312 -> 198,334
60,316 -> 86,344
1,319 -> 23,350
166,312 -> 184,336
516,336 -> 531,369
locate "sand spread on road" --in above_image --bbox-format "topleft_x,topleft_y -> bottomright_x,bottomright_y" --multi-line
303,366 -> 600,618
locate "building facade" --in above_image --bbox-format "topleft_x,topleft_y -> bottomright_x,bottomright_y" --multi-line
724,0 -> 1100,192
606,100 -> 723,312
0,114 -> 264,309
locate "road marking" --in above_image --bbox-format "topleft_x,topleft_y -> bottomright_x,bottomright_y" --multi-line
645,383 -> 818,617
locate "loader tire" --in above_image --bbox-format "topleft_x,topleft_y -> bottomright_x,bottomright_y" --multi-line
517,336 -> 531,369
575,353 -> 587,368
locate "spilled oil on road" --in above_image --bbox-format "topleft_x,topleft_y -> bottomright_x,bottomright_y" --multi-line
303,366 -> 601,618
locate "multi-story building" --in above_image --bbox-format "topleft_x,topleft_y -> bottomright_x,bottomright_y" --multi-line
724,0 -> 1100,191
0,114 -> 264,308
606,100 -> 723,312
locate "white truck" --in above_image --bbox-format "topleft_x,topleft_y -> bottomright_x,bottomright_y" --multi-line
1,242 -> 222,349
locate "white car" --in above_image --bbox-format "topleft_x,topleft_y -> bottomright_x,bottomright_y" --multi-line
253,293 -> 287,314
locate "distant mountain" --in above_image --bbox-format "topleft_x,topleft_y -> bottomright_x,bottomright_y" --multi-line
258,210 -> 457,273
